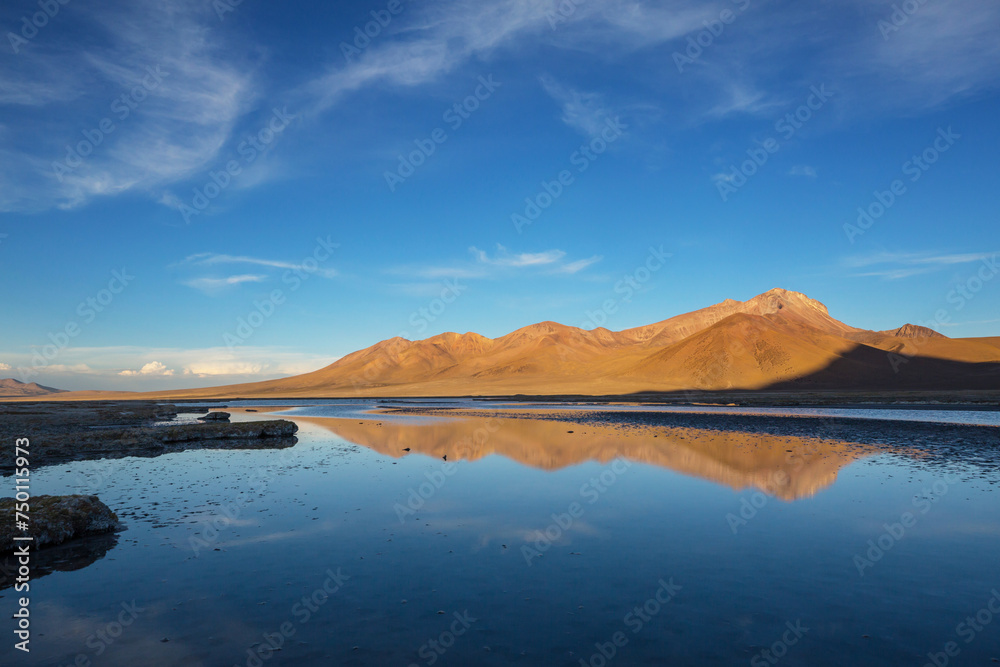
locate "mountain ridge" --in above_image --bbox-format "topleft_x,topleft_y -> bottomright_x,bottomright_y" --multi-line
12,288 -> 1000,399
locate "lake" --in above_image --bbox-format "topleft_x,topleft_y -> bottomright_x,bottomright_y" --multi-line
3,400 -> 999,666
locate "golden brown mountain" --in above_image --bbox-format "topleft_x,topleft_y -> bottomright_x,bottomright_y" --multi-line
31,288 -> 1000,399
0,379 -> 65,398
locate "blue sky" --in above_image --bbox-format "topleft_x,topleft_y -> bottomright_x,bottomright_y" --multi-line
1,0 -> 998,390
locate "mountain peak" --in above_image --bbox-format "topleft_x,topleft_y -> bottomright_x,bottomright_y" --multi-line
745,288 -> 830,315
882,323 -> 947,339
70,289 -> 1000,398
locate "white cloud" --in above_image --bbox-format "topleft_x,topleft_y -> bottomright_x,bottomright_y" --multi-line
849,0 -> 1000,110
540,76 -> 612,136
0,0 -> 257,212
179,253 -> 339,279
398,245 -> 600,281
119,360 -> 175,377
471,245 -> 566,268
555,256 -> 603,274
845,250 -> 999,279
0,346 -> 337,391
182,361 -> 266,377
789,165 -> 817,178
182,274 -> 269,292
706,83 -> 785,119
300,0 -> 714,115
846,251 -> 998,268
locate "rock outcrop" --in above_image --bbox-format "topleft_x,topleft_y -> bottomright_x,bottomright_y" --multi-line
1,495 -> 121,553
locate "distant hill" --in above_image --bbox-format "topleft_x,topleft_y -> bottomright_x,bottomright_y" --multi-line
59,287 -> 998,399
0,379 -> 66,397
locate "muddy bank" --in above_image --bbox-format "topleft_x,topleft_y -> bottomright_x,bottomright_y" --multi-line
386,406 -> 1000,476
0,401 -> 298,473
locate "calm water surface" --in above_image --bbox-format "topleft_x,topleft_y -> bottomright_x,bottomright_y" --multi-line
2,400 -> 999,666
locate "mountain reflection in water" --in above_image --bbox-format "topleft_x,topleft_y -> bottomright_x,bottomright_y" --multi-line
295,413 -> 879,501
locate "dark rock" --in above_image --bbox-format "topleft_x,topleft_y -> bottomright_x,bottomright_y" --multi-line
0,495 -> 121,553
199,411 -> 231,421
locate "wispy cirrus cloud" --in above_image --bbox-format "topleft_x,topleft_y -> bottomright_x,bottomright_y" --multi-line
180,253 -> 339,278
844,250 -> 999,279
540,76 -> 614,137
298,0 -> 715,116
390,245 -> 601,282
471,245 -> 565,268
176,252 -> 339,293
471,245 -> 602,274
555,256 -> 603,274
4,0 -> 998,216
182,274 -> 269,293
0,0 -> 256,213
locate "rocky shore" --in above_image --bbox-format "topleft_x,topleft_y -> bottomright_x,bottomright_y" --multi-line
0,401 -> 299,473
0,494 -> 121,553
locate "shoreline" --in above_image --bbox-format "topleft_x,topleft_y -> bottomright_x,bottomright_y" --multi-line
4,389 -> 999,410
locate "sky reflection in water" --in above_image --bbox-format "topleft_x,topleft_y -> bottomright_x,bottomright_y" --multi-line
2,403 -> 999,666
